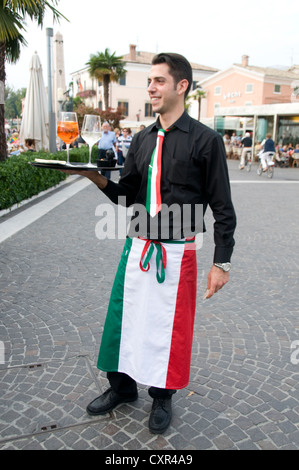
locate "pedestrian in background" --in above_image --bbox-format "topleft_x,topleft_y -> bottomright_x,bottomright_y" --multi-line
97,122 -> 117,179
116,128 -> 132,175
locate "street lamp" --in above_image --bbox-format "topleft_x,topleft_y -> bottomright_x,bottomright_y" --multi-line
46,28 -> 57,153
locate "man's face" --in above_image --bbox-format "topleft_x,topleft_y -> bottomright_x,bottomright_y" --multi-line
102,123 -> 109,133
148,63 -> 179,115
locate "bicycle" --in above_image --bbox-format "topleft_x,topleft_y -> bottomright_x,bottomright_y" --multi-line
239,149 -> 252,172
257,152 -> 275,179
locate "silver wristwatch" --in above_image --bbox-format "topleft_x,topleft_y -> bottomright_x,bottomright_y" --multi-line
214,262 -> 231,272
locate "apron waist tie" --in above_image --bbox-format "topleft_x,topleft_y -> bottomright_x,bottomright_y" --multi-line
139,238 -> 195,284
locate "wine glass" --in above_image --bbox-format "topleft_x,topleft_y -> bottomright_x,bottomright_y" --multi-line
57,112 -> 79,165
81,115 -> 102,167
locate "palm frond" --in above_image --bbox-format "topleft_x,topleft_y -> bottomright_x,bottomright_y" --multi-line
86,48 -> 127,109
3,0 -> 68,25
5,34 -> 26,62
0,5 -> 26,42
0,1 -> 68,61
87,49 -> 126,81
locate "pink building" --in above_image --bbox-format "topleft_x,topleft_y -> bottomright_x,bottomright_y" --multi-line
195,56 -> 299,145
199,55 -> 299,119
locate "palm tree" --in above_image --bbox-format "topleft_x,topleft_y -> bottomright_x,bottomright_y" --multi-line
192,86 -> 206,121
86,49 -> 126,111
0,0 -> 66,160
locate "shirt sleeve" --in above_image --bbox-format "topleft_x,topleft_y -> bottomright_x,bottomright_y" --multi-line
204,133 -> 237,263
101,136 -> 141,207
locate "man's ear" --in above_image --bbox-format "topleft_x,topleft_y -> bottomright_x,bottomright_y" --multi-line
177,79 -> 189,96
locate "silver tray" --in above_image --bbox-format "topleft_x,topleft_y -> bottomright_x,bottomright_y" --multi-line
30,161 -> 123,171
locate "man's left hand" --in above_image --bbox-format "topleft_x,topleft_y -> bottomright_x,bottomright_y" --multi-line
204,265 -> 229,300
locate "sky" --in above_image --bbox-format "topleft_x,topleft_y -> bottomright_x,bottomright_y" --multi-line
5,0 -> 299,91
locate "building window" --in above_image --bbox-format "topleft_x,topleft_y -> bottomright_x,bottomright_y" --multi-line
246,83 -> 253,93
119,75 -> 126,86
274,84 -> 281,94
192,81 -> 198,91
214,86 -> 221,96
118,101 -> 129,116
245,102 -> 252,106
214,103 -> 220,109
145,102 -> 156,117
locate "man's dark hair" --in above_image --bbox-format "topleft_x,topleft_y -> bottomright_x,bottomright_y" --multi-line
152,53 -> 193,99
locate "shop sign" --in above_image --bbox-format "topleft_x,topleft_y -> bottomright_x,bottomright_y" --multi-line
224,91 -> 241,100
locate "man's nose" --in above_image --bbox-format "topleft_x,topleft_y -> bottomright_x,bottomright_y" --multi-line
147,81 -> 155,93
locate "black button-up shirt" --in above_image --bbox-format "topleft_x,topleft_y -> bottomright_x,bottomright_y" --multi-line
102,112 -> 236,262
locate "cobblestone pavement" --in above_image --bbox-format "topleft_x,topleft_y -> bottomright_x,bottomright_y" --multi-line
1,161 -> 299,450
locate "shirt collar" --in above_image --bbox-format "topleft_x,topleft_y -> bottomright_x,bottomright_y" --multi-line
152,111 -> 190,133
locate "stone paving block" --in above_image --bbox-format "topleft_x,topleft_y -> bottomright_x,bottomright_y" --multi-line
213,434 -> 234,450
89,432 -> 114,449
191,435 -> 214,450
238,440 -> 260,450
125,438 -> 143,450
191,417 -> 210,433
246,427 -> 267,443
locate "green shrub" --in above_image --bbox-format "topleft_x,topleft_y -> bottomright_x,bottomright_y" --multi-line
0,146 -> 98,211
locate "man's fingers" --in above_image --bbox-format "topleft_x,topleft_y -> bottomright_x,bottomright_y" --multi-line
203,266 -> 230,300
203,289 -> 210,300
203,287 -> 215,300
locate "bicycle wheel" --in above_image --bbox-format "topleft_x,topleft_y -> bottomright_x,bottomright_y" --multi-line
267,166 -> 274,178
257,163 -> 263,176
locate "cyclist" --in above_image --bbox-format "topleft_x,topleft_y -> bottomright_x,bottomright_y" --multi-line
240,132 -> 252,169
260,133 -> 275,171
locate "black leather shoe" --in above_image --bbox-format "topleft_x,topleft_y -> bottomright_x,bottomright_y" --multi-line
86,387 -> 138,416
149,397 -> 172,434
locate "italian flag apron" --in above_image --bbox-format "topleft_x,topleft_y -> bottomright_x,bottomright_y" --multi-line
97,237 -> 197,390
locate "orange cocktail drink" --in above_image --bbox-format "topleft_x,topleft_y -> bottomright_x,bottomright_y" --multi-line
57,121 -> 79,145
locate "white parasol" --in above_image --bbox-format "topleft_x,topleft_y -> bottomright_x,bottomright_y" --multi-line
19,52 -> 49,151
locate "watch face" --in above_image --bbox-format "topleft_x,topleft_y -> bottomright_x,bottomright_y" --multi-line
215,263 -> 231,272
223,263 -> 231,272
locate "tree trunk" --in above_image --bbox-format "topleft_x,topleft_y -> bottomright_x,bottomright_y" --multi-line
0,42 -> 8,161
198,98 -> 201,122
103,74 -> 110,111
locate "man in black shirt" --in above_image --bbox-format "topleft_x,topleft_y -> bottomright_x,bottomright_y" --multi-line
61,53 -> 236,434
240,132 -> 252,169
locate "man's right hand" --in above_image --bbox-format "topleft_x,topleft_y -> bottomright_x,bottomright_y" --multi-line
59,169 -> 108,190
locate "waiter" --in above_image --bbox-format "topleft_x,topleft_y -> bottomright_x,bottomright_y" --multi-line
61,53 -> 236,435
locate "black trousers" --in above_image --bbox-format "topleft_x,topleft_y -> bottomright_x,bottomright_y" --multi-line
107,372 -> 176,399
